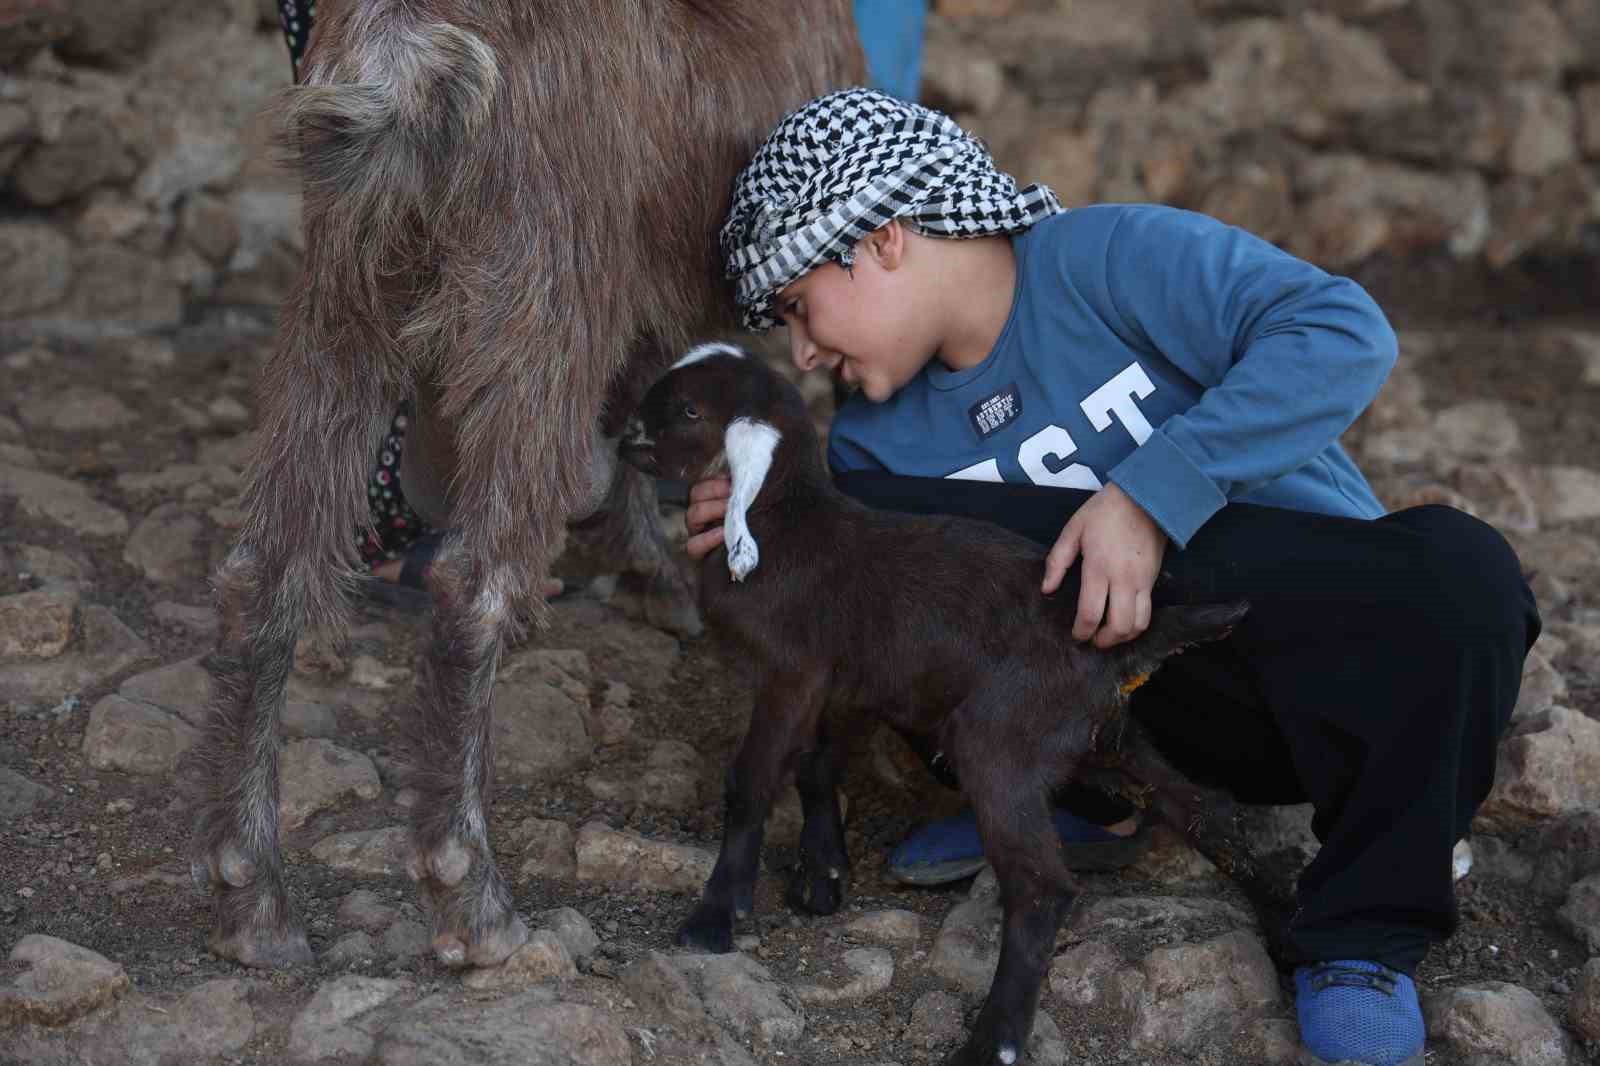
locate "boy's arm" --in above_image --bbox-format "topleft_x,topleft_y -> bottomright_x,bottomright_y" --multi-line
1067,206 -> 1398,549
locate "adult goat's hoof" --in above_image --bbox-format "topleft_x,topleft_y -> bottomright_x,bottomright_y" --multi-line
676,903 -> 735,953
943,1017 -> 1026,1066
431,913 -> 530,969
208,919 -> 313,969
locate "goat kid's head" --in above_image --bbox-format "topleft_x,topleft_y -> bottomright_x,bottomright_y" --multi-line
621,342 -> 805,582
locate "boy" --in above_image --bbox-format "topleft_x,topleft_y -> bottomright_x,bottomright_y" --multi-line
685,88 -> 1539,1066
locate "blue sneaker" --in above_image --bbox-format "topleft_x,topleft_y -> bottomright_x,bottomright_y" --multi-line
887,807 -> 1148,886
1294,960 -> 1424,1066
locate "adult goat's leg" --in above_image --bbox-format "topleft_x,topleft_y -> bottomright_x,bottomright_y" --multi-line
193,302 -> 395,968
406,532 -> 528,968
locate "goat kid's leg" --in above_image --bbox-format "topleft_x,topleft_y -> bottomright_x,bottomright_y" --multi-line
192,549 -> 313,968
785,723 -> 850,916
1101,724 -> 1299,961
945,733 -> 1080,1066
679,671 -> 828,953
406,537 -> 528,968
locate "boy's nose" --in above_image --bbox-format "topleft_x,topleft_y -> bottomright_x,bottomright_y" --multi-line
789,326 -> 824,372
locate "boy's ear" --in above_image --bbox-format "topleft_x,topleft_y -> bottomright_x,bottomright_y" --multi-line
862,219 -> 907,271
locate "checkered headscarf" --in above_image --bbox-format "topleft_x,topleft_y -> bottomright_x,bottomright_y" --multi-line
721,88 -> 1063,331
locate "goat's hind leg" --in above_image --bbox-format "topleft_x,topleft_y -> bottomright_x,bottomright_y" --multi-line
785,720 -> 850,916
192,313 -> 395,968
405,534 -> 529,968
943,706 -> 1082,1066
193,548 -> 314,968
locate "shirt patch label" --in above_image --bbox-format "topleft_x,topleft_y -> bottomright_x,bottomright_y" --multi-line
969,384 -> 1022,440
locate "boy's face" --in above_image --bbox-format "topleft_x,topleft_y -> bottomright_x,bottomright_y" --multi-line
775,225 -> 933,404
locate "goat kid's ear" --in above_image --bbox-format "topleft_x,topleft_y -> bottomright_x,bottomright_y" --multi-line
722,417 -> 780,582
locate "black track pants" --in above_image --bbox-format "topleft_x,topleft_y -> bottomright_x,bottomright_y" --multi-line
835,472 -> 1541,974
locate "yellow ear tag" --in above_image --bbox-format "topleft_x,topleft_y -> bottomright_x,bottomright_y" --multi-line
1118,672 -> 1151,697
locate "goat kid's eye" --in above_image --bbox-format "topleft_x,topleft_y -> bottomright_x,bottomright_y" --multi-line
681,402 -> 701,420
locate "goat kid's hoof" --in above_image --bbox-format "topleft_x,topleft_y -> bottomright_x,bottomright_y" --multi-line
676,904 -> 735,953
943,1022 -> 1026,1066
785,862 -> 847,916
431,913 -> 530,969
208,921 -> 313,970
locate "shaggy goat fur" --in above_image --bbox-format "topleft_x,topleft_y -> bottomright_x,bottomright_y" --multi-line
191,1 -> 862,970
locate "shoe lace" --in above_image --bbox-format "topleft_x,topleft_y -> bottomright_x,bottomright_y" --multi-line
1306,962 -> 1399,995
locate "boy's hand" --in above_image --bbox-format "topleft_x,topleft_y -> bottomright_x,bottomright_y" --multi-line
1042,483 -> 1167,648
684,476 -> 732,560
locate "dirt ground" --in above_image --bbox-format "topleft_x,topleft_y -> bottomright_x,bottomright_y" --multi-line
2,258 -> 1599,1063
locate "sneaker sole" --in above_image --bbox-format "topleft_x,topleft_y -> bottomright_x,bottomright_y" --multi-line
1299,1049 -> 1423,1066
888,829 -> 1153,886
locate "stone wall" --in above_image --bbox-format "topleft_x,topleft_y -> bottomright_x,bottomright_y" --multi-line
1,0 -> 1597,343
926,0 -> 1600,278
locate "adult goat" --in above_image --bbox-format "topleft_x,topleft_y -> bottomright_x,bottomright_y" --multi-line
192,1 -> 862,969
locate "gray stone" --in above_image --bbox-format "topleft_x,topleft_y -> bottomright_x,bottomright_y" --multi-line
930,898 -> 1002,996
118,655 -> 210,725
620,951 -> 709,1034
0,586 -> 77,660
575,821 -> 713,894
283,700 -> 338,738
0,605 -> 152,705
537,907 -> 599,963
0,221 -> 72,317
151,601 -> 219,637
280,739 -> 382,831
794,947 -> 893,1005
123,503 -> 206,583
1026,1009 -> 1069,1066
81,694 -> 200,775
845,908 -> 923,945
18,386 -> 138,432
1047,939 -> 1124,1007
336,889 -> 397,933
14,544 -> 93,585
376,994 -> 630,1066
513,817 -> 578,882
288,976 -> 409,1062
1477,707 -> 1600,830
1422,981 -> 1574,1065
0,464 -> 129,537
1571,958 -> 1600,1041
0,767 -> 54,820
324,932 -> 379,968
1118,929 -> 1282,1051
1556,872 -> 1600,953
673,951 -> 804,1046
311,826 -> 411,878
493,675 -> 592,783
903,990 -> 965,1055
460,932 -> 576,990
381,921 -> 429,960
0,935 -> 129,1028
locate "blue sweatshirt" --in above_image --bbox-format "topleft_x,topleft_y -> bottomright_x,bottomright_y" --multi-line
826,205 -> 1397,548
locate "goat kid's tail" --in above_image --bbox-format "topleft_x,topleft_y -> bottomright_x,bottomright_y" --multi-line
1113,601 -> 1250,698
278,18 -> 501,279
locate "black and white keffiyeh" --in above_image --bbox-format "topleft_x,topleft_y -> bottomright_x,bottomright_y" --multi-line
721,88 -> 1063,332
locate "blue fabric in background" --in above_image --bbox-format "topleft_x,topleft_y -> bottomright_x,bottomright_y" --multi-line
854,0 -> 929,102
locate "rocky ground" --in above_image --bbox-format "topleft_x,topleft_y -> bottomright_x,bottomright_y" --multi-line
2,297 -> 1600,1065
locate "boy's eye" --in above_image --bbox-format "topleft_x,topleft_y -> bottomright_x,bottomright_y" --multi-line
681,403 -> 701,420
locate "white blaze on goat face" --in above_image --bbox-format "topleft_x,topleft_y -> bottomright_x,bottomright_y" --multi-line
671,341 -> 748,371
722,417 -> 781,582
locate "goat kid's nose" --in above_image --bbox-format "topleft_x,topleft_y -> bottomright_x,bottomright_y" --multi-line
623,416 -> 651,447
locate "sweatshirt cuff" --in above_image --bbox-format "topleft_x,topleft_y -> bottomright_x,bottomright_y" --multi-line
1108,429 -> 1227,549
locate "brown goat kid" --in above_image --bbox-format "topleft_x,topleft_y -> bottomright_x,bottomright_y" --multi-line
192,3 -> 861,970
622,344 -> 1259,1066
